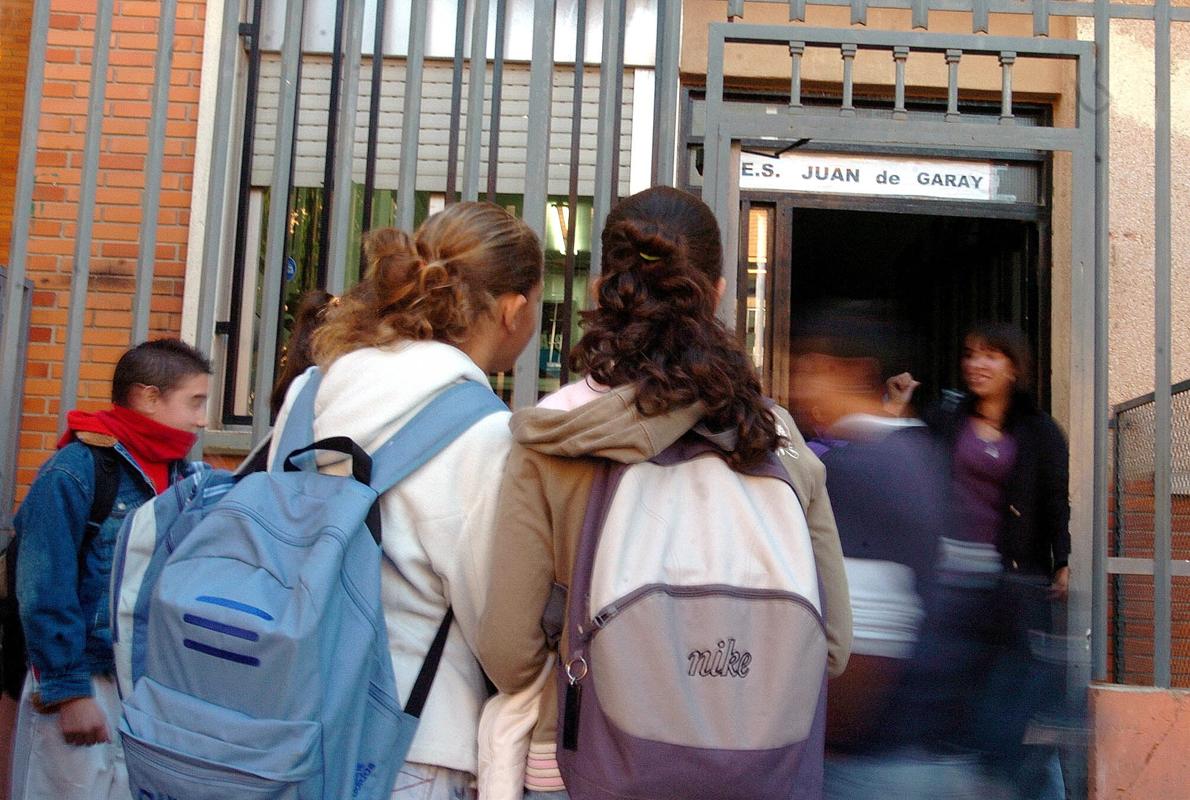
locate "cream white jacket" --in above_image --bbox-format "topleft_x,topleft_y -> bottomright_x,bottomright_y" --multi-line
269,341 -> 511,776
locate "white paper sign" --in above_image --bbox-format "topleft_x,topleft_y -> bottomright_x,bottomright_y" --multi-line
739,151 -> 997,202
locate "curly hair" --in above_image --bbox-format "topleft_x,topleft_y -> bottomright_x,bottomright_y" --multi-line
271,289 -> 334,416
313,202 -> 543,366
570,187 -> 781,469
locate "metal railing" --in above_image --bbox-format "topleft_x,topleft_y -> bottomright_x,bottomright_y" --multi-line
1109,380 -> 1190,686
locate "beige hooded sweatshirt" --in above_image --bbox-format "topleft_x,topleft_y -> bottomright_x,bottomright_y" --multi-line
477,381 -> 852,790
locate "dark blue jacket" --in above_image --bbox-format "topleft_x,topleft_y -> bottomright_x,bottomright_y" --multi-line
14,434 -> 196,706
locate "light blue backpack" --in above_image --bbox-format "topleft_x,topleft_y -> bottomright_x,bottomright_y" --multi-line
110,370 -> 505,800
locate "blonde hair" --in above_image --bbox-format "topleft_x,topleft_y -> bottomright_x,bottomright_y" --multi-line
314,202 -> 543,366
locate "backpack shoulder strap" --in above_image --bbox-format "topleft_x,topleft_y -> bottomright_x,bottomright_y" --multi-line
86,445 -> 120,536
271,367 -> 323,471
368,380 -> 506,494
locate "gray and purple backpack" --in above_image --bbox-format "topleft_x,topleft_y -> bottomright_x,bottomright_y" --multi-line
558,435 -> 828,800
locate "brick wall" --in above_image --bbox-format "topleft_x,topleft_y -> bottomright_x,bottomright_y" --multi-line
14,0 -> 206,500
0,0 -> 34,266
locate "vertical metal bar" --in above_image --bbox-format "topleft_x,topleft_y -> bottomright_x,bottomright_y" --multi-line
727,0 -> 744,20
396,0 -> 429,230
893,46 -> 908,120
326,0 -> 365,295
252,0 -> 306,443
486,0 -> 508,201
462,0 -> 491,201
999,51 -> 1015,125
850,0 -> 866,27
0,0 -> 50,527
132,0 -> 179,344
651,0 -> 682,186
222,0 -> 266,423
840,43 -> 857,117
511,0 -> 556,409
1033,0 -> 1051,38
972,0 -> 989,34
445,0 -> 468,205
701,25 -> 727,220
58,0 -> 115,429
316,0 -> 348,287
1153,0 -> 1172,690
789,42 -> 804,110
195,0 -> 249,430
1091,0 -> 1111,685
361,0 -> 388,236
590,0 -> 626,281
911,0 -> 928,30
736,199 -> 750,341
560,0 -> 588,387
608,0 -> 628,205
945,49 -> 961,122
789,0 -> 806,22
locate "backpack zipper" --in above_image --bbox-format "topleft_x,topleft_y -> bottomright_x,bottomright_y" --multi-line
585,583 -> 823,639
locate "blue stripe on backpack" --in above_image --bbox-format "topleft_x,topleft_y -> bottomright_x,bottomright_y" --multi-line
110,370 -> 505,800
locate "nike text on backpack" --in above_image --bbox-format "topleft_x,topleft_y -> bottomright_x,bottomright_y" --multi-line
110,371 -> 505,800
557,437 -> 828,800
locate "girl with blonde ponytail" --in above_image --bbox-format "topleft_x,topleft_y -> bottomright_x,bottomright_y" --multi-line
269,201 -> 543,800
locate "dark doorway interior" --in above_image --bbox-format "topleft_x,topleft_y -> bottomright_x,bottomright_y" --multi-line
786,208 -> 1049,412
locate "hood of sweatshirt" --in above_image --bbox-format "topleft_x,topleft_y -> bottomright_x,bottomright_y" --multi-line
281,341 -> 503,465
510,379 -> 706,464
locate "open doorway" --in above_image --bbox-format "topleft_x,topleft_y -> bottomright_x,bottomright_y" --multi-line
745,205 -> 1050,414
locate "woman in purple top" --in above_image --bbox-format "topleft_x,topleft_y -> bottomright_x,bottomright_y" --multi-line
927,323 -> 1071,592
913,322 -> 1072,799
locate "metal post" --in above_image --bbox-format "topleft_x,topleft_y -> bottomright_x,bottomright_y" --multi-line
195,0 -> 250,424
944,49 -> 961,121
1091,0 -> 1112,685
652,0 -> 682,186
560,0 -> 588,387
132,0 -> 179,344
326,0 -> 365,295
972,0 -> 989,33
462,0 -> 491,201
1152,0 -> 1172,690
58,0 -> 115,430
486,0 -> 508,201
789,42 -> 804,110
850,0 -> 865,27
361,0 -> 388,236
222,0 -> 266,424
316,0 -> 348,288
252,0 -> 306,443
1033,0 -> 1051,37
396,0 -> 429,230
893,46 -> 908,120
999,51 -> 1016,125
911,0 -> 928,30
511,0 -> 556,410
840,43 -> 857,117
445,0 -> 468,205
590,0 -> 626,281
789,0 -> 806,23
0,0 -> 52,495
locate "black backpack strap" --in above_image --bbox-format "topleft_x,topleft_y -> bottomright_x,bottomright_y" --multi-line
403,608 -> 454,719
85,445 -> 121,542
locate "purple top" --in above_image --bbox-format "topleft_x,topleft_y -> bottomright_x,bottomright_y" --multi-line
953,419 -> 1017,545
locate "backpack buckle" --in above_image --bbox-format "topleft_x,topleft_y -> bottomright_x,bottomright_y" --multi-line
565,656 -> 588,685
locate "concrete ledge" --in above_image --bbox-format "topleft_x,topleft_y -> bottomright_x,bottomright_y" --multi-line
1090,683 -> 1190,799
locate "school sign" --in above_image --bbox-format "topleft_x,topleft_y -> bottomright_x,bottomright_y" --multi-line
739,151 -> 999,202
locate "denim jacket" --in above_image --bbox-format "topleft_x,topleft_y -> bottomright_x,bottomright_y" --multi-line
13,433 -> 197,707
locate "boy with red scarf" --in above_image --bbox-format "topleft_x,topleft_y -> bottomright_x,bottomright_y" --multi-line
9,339 -> 210,800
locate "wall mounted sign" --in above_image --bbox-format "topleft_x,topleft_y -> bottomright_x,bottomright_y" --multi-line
739,151 -> 999,202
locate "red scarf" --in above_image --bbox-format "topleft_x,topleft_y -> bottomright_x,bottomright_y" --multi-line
57,406 -> 196,494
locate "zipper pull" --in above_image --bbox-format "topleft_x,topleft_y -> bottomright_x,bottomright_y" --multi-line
591,604 -> 618,629
562,655 -> 588,751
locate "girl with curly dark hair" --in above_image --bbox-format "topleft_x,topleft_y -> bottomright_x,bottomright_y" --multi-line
477,187 -> 851,800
